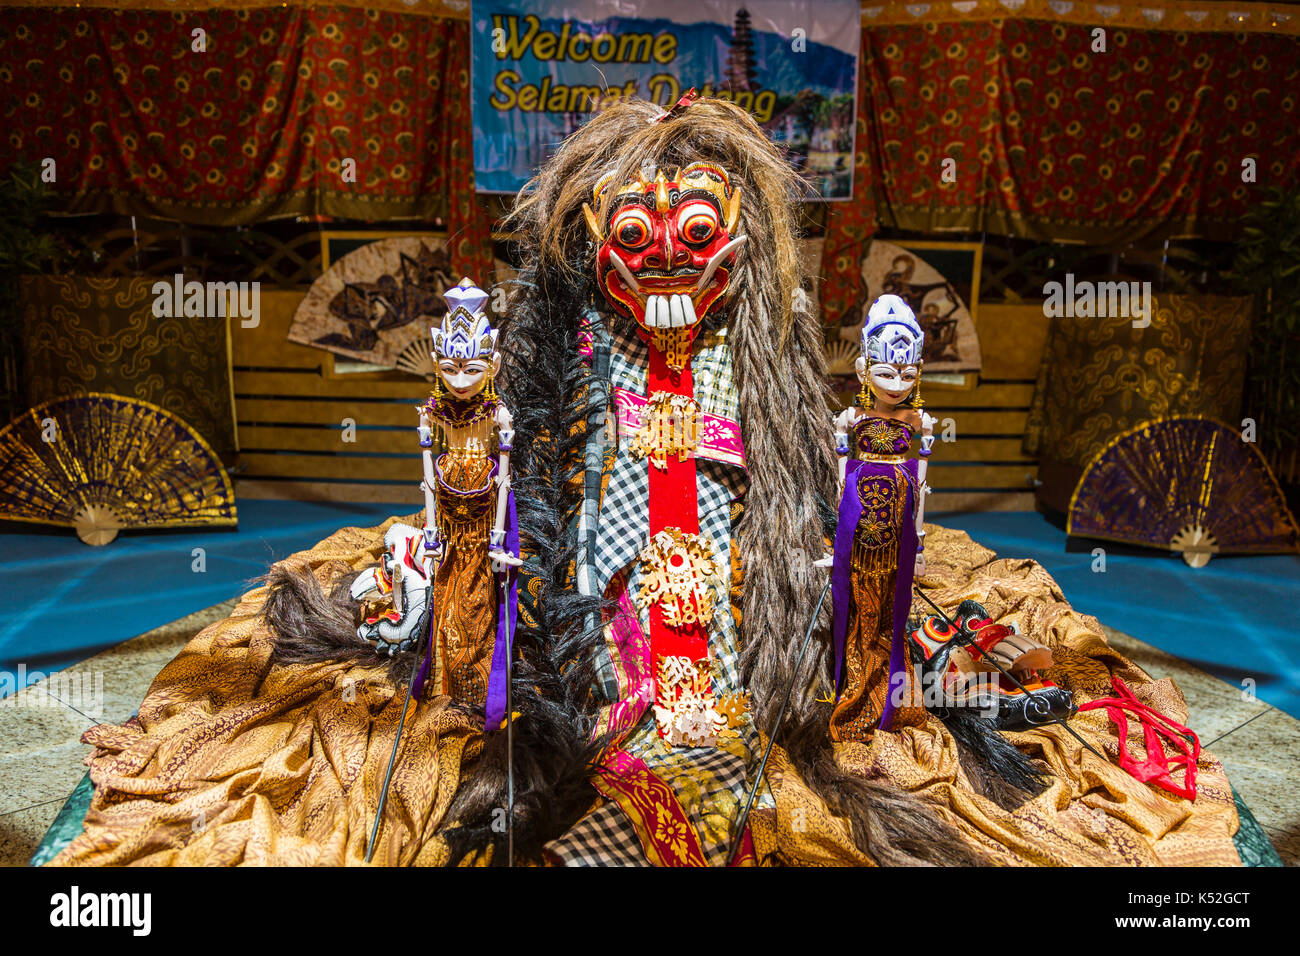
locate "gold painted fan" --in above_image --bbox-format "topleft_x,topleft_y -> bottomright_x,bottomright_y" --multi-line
393,338 -> 436,380
1068,416 -> 1299,568
0,393 -> 237,545
823,338 -> 859,376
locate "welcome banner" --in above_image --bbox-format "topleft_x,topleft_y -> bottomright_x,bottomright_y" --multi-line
470,0 -> 860,197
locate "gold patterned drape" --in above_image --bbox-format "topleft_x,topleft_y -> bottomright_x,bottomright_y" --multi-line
1023,294 -> 1250,510
20,276 -> 237,462
750,525 -> 1242,867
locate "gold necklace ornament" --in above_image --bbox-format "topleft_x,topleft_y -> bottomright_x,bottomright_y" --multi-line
424,375 -> 499,430
653,327 -> 695,374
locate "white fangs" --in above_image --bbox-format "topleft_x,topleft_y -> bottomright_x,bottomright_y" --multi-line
609,250 -> 641,295
644,293 -> 699,328
610,237 -> 746,330
695,235 -> 747,293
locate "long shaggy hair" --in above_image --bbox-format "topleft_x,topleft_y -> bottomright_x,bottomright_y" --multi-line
262,556 -> 605,865
506,96 -> 986,865
262,563 -> 414,684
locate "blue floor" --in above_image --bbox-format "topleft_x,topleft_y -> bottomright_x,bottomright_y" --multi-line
935,512 -> 1300,720
4,505 -> 1299,720
0,500 -> 410,696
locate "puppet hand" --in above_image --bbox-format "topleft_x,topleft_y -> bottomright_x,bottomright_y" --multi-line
812,553 -> 835,569
422,529 -> 445,562
489,548 -> 523,573
913,552 -> 927,577
349,567 -> 384,601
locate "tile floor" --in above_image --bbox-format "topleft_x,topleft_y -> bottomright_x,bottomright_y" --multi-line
1,605 -> 1295,866
0,599 -> 235,867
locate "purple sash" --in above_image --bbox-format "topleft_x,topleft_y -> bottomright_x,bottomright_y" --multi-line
830,458 -> 919,731
484,488 -> 519,732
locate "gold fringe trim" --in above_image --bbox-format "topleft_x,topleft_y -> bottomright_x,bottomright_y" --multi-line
0,0 -> 470,17
859,0 -> 1298,36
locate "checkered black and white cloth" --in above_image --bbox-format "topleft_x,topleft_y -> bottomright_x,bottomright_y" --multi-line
545,725 -> 762,867
545,799 -> 651,867
592,325 -> 748,695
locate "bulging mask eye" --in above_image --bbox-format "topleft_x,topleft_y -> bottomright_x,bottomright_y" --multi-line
612,208 -> 652,250
678,201 -> 719,245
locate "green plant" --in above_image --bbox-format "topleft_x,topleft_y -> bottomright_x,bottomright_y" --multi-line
0,161 -> 65,417
0,162 -> 63,270
1228,185 -> 1300,478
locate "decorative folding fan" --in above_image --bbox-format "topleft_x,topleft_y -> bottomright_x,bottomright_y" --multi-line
1068,416 -> 1299,567
0,393 -> 237,546
393,338 -> 436,380
822,338 -> 859,377
288,236 -> 454,370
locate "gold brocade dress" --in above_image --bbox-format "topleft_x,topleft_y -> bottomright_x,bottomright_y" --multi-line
429,451 -> 497,707
829,414 -> 928,742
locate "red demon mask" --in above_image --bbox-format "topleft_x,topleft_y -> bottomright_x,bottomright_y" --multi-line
585,163 -> 746,367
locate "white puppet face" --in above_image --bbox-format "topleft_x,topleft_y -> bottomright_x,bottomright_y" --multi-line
437,352 -> 502,399
857,357 -> 918,407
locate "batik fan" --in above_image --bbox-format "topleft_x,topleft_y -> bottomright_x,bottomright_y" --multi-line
1068,415 -> 1299,567
0,393 -> 236,545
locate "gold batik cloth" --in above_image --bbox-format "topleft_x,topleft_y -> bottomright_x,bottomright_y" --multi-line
431,453 -> 497,708
750,524 -> 1243,867
48,515 -> 490,867
1023,294 -> 1250,470
47,520 -> 1243,867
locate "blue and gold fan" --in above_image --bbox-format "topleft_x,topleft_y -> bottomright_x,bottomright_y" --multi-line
1068,416 -> 1299,567
0,393 -> 237,545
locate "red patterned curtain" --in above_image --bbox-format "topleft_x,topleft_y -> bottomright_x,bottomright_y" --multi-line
0,2 -> 492,276
821,15 -> 1300,322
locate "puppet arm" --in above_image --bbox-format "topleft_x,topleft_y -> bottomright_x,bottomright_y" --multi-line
813,408 -> 855,569
834,406 -> 852,490
914,410 -> 936,575
489,405 -> 522,573
417,409 -> 443,570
